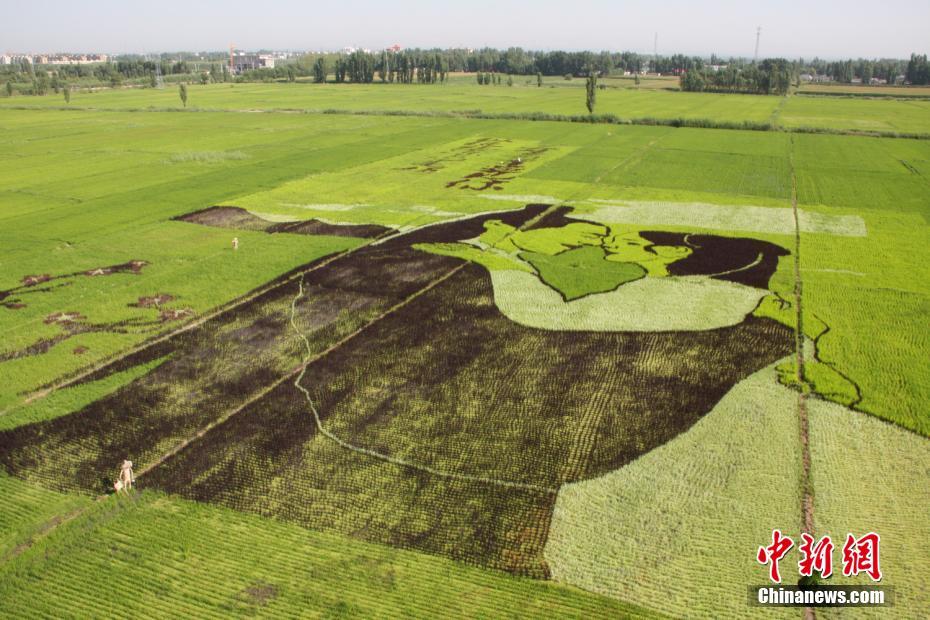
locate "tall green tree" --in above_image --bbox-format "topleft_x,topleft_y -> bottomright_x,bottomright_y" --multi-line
5,81 -> 13,97
537,72 -> 543,87
63,86 -> 71,104
179,83 -> 188,107
312,58 -> 327,83
585,71 -> 597,114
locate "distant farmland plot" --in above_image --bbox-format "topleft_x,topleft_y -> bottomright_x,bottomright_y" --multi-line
781,94 -> 930,133
4,80 -> 930,134
1,82 -> 928,618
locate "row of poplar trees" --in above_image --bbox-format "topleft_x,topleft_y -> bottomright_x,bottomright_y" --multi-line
313,50 -> 449,84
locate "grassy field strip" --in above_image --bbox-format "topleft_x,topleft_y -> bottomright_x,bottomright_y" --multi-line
0,356 -> 168,430
6,99 -> 930,139
0,473 -> 92,559
0,488 -> 662,618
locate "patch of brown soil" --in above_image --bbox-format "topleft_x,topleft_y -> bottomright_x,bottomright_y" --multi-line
445,147 -> 549,191
268,219 -> 391,239
130,294 -> 175,308
173,206 -> 271,231
21,274 -> 52,286
159,308 -> 194,322
239,582 -> 278,606
44,312 -> 86,325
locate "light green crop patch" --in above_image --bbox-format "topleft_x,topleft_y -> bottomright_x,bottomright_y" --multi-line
521,247 -> 645,301
545,362 -> 802,619
0,356 -> 169,431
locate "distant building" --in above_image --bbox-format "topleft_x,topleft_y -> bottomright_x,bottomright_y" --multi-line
0,54 -> 11,65
230,53 -> 275,73
387,44 -> 402,53
25,53 -> 108,65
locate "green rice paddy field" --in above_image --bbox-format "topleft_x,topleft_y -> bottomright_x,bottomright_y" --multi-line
0,82 -> 927,617
3,80 -> 930,134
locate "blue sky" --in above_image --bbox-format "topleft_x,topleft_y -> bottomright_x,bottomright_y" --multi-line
3,0 -> 928,58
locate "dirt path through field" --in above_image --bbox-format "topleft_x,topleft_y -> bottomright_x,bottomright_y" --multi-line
790,136 -> 816,620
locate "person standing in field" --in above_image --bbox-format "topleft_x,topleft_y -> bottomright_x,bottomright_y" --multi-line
232,237 -> 239,251
115,459 -> 134,494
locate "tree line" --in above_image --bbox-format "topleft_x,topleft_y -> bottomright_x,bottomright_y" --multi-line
680,59 -> 793,95
4,47 -> 929,98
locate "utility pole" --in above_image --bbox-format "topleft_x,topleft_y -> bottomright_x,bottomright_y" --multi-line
754,27 -> 761,63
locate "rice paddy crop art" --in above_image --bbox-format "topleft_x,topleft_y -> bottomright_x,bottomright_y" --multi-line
2,103 -> 928,618
1,203 -> 797,578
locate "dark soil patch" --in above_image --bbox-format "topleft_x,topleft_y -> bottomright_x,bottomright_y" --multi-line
22,274 -> 52,286
239,582 -> 278,606
84,261 -> 148,277
130,294 -> 175,308
445,147 -> 549,191
173,206 -> 271,231
44,312 -> 87,325
175,206 -> 392,239
159,308 -> 194,322
640,231 -> 789,288
73,346 -> 89,355
268,219 -> 391,239
400,138 -> 510,173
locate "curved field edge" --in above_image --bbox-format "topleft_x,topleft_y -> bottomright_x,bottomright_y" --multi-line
0,356 -> 169,431
545,361 -> 930,618
544,361 -> 802,619
488,270 -> 767,331
0,479 -> 662,620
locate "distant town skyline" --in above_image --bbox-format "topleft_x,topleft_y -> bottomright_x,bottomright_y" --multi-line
2,0 -> 928,59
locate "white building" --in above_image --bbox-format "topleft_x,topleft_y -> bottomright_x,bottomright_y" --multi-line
230,53 -> 275,74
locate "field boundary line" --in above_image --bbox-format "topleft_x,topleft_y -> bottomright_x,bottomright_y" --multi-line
790,135 -> 816,620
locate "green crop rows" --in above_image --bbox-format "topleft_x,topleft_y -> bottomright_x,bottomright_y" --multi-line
1,82 -> 928,617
